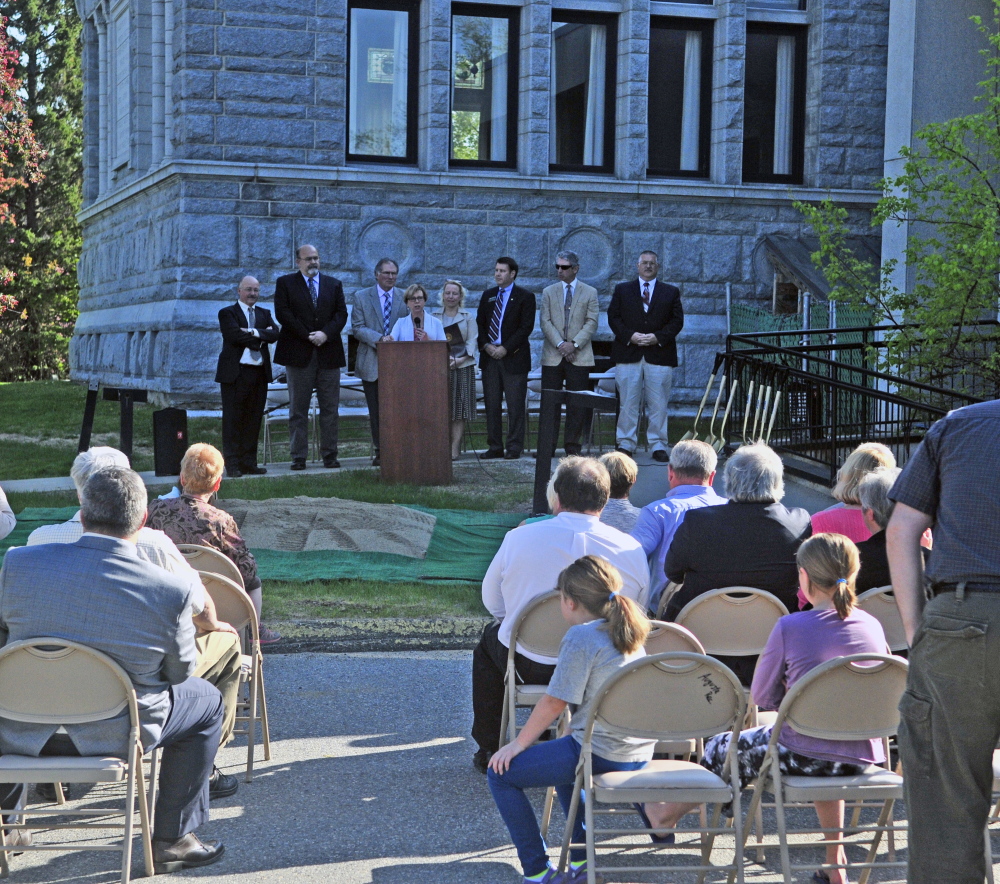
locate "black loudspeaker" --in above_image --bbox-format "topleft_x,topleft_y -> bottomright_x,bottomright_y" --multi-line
153,407 -> 188,476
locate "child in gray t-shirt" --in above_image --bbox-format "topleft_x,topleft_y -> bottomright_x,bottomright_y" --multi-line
486,555 -> 657,884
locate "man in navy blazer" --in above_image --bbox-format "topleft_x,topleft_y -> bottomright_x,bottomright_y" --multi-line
215,276 -> 279,478
607,250 -> 684,462
274,244 -> 348,470
475,257 -> 536,459
0,468 -> 227,872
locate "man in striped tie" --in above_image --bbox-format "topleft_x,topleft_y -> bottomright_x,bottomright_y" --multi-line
475,257 -> 536,460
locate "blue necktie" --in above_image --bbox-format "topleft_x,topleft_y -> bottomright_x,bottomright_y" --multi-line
309,277 -> 318,309
382,292 -> 392,335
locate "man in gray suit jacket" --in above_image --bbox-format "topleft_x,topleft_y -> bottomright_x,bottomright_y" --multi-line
539,250 -> 600,456
350,257 -> 408,466
0,468 -> 228,873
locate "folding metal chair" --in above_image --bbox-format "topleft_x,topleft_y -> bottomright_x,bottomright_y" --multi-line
558,652 -> 747,884
0,639 -> 157,883
855,586 -> 908,653
176,543 -> 245,589
198,572 -> 271,782
740,653 -> 908,884
645,621 -> 707,759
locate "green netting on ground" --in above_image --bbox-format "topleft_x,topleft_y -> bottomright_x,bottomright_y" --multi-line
2,505 -> 522,585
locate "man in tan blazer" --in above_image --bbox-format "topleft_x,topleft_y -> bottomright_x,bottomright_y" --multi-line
539,250 -> 599,455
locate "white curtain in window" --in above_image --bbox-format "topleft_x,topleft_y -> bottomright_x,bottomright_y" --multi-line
490,18 -> 507,161
773,34 -> 794,176
390,12 -> 409,157
348,13 -> 360,152
582,25 -> 606,166
549,22 -> 559,164
679,30 -> 701,171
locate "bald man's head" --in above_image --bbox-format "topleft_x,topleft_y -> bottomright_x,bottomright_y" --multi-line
238,276 -> 261,307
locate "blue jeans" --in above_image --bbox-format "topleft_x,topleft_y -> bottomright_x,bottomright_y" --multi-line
487,735 -> 647,877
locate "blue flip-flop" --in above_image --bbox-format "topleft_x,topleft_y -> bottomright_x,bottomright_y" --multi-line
633,803 -> 675,844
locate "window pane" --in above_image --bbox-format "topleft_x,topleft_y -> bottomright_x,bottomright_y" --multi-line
451,14 -> 510,162
113,5 -> 129,167
550,21 -> 607,167
748,0 -> 805,10
744,28 -> 801,181
349,7 -> 410,158
648,21 -> 710,176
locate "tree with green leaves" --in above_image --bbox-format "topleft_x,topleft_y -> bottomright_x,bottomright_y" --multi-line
0,0 -> 81,381
798,3 -> 1000,399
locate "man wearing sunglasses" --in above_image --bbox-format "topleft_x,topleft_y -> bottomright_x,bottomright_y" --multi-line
538,250 -> 599,457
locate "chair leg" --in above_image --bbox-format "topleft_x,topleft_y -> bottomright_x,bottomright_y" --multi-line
245,660 -> 259,783
498,682 -> 511,750
257,660 -> 271,761
771,771 -> 793,884
54,782 -> 66,806
539,786 -> 556,840
857,799 -> 894,884
122,745 -> 139,884
557,771 -> 584,874
0,807 -> 12,878
146,749 -> 160,828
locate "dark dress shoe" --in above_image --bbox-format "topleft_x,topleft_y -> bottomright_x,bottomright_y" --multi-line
290,460 -> 307,471
480,449 -> 504,460
652,450 -> 669,463
226,467 -> 242,478
323,458 -> 341,469
614,446 -> 634,459
371,455 -> 381,467
208,766 -> 239,800
472,748 -> 493,774
243,466 -> 267,475
503,451 -> 520,460
34,782 -> 69,802
153,833 -> 225,873
565,446 -> 582,456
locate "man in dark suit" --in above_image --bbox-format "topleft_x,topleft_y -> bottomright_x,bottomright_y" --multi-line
607,250 -> 684,462
475,256 -> 536,459
274,244 -> 348,470
0,468 -> 228,872
215,276 -> 279,478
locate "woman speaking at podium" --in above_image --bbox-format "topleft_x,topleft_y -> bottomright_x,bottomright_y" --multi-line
388,284 -> 446,342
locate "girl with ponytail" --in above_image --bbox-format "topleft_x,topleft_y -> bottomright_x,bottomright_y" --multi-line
487,556 -> 654,884
640,533 -> 887,884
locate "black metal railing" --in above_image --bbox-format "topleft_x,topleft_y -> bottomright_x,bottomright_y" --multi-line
719,326 -> 986,484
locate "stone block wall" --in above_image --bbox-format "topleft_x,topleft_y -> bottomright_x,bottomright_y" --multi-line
72,0 -> 889,407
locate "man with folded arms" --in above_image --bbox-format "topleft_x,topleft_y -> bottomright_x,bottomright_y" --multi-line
471,456 -> 650,772
0,468 -> 229,872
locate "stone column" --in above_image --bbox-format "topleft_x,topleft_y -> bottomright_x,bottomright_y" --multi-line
419,0 -> 451,171
518,0 -> 551,177
615,0 -> 650,180
96,4 -> 109,195
711,0 -> 745,185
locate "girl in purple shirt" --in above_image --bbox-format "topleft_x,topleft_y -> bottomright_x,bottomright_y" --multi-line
639,533 -> 887,884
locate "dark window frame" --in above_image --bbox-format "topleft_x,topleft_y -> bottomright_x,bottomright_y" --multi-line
346,0 -> 421,165
646,16 -> 713,179
449,2 -> 520,170
548,9 -> 617,174
742,23 -> 807,185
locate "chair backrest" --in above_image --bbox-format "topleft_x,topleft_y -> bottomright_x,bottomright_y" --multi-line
0,639 -> 137,727
645,620 -> 705,655
587,652 -> 746,744
198,572 -> 257,637
508,590 -> 571,660
675,586 -> 789,656
177,543 -> 245,589
856,586 -> 907,652
775,653 -> 908,741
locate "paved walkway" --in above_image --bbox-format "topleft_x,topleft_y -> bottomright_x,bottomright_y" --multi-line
5,651 -> 936,883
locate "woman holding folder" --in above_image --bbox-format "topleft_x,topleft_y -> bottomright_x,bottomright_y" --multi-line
433,280 -> 479,460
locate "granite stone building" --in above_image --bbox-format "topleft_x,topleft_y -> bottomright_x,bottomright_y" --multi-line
71,0 -> 893,406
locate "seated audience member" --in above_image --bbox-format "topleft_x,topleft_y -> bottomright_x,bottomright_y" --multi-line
26,447 -> 242,774
472,456 -> 650,773
630,440 -> 726,615
0,468 -> 230,872
146,443 -> 280,644
388,284 -> 446,342
640,533 -> 886,884
488,556 -> 655,884
664,443 -> 811,682
811,443 -> 895,542
598,451 -> 641,533
0,482 -> 13,541
855,466 -> 929,594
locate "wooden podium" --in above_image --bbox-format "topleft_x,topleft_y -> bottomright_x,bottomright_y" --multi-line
378,340 -> 452,485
